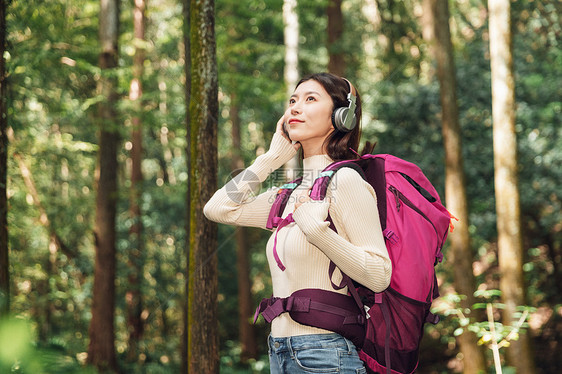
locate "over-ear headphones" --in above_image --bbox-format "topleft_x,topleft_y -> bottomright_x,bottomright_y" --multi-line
331,78 -> 358,132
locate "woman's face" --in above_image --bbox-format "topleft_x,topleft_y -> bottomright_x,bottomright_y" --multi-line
284,79 -> 335,156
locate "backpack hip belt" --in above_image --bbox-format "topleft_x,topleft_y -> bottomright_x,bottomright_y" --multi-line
255,288 -> 367,348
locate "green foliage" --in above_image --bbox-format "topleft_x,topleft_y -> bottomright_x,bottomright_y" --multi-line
432,290 -> 537,373
3,0 -> 561,372
0,317 -> 36,372
0,316 -> 98,373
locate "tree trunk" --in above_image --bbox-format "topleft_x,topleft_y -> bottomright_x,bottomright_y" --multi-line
0,0 -> 9,318
230,95 -> 258,362
283,0 -> 299,180
126,0 -> 146,362
360,0 -> 381,77
156,81 -> 177,185
181,0 -> 191,371
187,0 -> 219,372
488,1 -> 536,372
87,0 -> 120,371
283,0 -> 299,98
327,0 -> 345,76
420,1 -> 487,372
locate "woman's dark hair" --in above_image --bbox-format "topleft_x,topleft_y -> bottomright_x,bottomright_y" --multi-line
295,72 -> 362,161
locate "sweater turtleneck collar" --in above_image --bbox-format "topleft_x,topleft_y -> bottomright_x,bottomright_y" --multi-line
300,154 -> 333,186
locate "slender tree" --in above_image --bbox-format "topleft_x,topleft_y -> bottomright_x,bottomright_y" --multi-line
0,0 -> 8,318
187,0 -> 219,372
420,1 -> 487,372
488,1 -> 536,372
283,0 -> 299,98
181,0 -> 191,371
327,0 -> 344,76
87,0 -> 120,370
126,0 -> 147,362
283,0 -> 299,179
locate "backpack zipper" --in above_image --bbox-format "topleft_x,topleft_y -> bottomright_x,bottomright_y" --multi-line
388,185 -> 441,248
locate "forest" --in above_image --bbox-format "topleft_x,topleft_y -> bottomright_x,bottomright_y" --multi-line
0,0 -> 560,373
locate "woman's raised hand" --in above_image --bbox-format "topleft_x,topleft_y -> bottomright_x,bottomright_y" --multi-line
276,115 -> 301,152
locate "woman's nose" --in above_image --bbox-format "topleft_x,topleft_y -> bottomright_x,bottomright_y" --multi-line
290,102 -> 302,114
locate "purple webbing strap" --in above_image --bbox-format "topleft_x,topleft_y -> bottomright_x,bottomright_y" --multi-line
380,301 -> 392,374
272,214 -> 295,271
253,294 -> 364,325
328,261 -> 346,290
343,273 -> 367,318
308,300 -> 365,325
267,177 -> 303,229
329,258 -> 368,320
266,189 -> 291,229
253,295 -> 312,323
309,174 -> 333,201
309,161 -> 369,317
309,161 -> 347,200
309,160 -> 367,201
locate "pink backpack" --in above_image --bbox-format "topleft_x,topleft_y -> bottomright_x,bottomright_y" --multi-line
255,154 -> 453,374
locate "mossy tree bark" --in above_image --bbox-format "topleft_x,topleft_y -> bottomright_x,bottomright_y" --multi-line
187,0 -> 219,372
0,0 -> 8,318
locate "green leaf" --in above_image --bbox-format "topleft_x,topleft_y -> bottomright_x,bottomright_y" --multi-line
472,303 -> 488,310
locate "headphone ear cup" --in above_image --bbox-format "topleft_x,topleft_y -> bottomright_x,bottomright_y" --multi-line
332,108 -> 341,130
332,107 -> 355,132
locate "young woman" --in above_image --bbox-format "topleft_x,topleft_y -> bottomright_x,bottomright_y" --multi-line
204,73 -> 391,373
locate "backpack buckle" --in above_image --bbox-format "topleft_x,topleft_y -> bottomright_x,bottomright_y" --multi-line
364,305 -> 371,318
383,229 -> 399,244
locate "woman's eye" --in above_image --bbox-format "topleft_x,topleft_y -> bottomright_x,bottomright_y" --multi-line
306,96 -> 316,102
289,98 -> 295,105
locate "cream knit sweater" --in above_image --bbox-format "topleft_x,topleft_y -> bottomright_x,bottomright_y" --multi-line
204,133 -> 392,337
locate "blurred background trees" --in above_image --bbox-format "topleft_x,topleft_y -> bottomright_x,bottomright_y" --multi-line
0,0 -> 560,373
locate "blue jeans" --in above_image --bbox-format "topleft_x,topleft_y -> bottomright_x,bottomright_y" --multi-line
268,333 -> 367,374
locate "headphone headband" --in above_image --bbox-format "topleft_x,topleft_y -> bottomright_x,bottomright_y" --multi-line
342,78 -> 357,97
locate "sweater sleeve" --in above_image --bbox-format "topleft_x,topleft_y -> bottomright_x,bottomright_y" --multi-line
292,168 -> 392,292
203,133 -> 297,229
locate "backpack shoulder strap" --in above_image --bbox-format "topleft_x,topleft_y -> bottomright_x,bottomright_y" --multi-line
266,177 -> 303,229
308,159 -> 373,312
309,160 -> 366,201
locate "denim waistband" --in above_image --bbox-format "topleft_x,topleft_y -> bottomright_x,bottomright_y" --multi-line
268,333 -> 355,354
